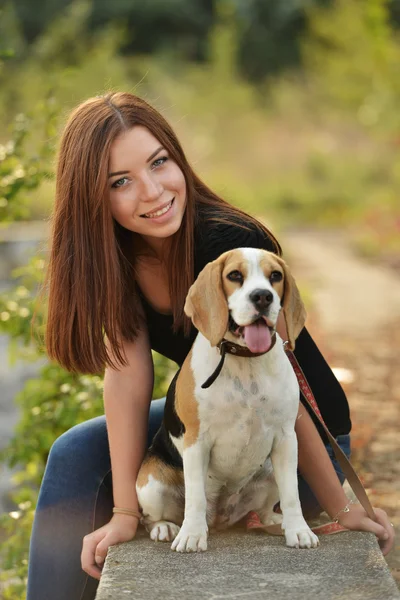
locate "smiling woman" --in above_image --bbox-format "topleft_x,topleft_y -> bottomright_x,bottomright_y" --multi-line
27,92 -> 395,600
45,93 -> 280,374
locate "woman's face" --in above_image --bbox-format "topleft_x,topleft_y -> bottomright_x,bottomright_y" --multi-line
108,126 -> 187,246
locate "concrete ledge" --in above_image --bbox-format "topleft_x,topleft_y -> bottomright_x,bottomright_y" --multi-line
96,528 -> 400,600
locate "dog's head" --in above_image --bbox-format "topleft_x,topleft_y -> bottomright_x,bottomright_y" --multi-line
184,248 -> 305,352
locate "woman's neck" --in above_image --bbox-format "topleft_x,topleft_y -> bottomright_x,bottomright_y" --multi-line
134,234 -> 172,265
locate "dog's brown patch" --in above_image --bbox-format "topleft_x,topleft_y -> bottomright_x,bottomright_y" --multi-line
137,455 -> 184,489
260,254 -> 285,300
175,348 -> 200,448
221,255 -> 249,298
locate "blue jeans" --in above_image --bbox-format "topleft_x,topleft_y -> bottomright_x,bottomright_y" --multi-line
27,398 -> 350,600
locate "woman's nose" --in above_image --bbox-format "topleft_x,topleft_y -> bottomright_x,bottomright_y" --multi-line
138,173 -> 163,202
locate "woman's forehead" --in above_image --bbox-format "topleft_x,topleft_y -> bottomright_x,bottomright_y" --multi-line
109,126 -> 162,169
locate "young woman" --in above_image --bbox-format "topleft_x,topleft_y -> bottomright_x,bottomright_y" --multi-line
27,92 -> 394,600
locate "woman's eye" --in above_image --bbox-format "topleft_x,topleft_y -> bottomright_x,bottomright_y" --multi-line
270,271 -> 283,283
227,270 -> 243,283
111,177 -> 129,189
151,156 -> 168,169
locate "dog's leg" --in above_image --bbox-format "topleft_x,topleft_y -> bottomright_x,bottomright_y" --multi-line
171,440 -> 210,553
270,432 -> 319,548
136,458 -> 184,543
258,479 -> 283,527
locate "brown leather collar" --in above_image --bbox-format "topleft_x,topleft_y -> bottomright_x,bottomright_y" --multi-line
201,334 -> 277,389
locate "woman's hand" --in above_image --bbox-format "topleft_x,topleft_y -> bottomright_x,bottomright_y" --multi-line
81,513 -> 140,580
338,503 -> 395,556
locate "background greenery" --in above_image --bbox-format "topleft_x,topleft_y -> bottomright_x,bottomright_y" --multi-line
0,0 -> 399,597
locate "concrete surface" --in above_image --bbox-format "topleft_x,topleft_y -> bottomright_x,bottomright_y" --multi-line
96,528 -> 400,600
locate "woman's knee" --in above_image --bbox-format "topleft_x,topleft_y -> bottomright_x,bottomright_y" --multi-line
47,416 -> 110,475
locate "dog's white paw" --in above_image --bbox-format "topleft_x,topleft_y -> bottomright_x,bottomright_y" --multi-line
283,519 -> 319,549
149,521 -> 180,542
170,520 -> 208,552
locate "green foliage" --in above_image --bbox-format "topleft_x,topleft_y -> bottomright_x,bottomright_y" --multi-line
235,0 -> 311,81
0,103 -> 57,222
90,0 -> 214,61
0,499 -> 33,599
302,0 -> 400,132
6,0 -> 376,84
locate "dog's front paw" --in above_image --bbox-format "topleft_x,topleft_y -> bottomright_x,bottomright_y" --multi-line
283,518 -> 319,549
170,519 -> 208,552
149,521 -> 180,542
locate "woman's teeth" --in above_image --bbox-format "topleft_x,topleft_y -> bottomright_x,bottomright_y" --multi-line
143,200 -> 173,218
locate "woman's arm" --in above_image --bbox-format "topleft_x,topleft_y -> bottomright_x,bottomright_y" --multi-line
103,327 -> 154,512
277,312 -> 394,554
295,403 -> 349,516
81,325 -> 154,579
295,404 -> 394,554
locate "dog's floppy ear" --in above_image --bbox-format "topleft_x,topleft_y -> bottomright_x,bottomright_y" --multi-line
276,256 -> 306,351
184,255 -> 228,346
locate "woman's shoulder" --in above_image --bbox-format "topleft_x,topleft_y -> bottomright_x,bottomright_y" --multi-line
194,203 -> 276,273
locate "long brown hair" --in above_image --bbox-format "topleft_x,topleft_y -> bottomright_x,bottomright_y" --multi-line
46,92 -> 281,374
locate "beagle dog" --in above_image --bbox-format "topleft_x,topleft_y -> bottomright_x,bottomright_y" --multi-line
136,248 -> 319,552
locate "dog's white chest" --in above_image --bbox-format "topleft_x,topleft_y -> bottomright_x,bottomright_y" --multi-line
192,339 -> 299,483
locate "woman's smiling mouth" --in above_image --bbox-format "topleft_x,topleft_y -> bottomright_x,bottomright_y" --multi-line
141,198 -> 174,219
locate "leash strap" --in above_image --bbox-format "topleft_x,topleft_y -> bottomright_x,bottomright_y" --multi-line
201,342 -> 227,389
286,350 -> 376,521
247,349 -> 376,536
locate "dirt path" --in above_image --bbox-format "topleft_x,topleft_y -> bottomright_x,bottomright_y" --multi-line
284,229 -> 400,586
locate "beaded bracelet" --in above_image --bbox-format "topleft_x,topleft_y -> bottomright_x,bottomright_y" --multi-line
332,499 -> 353,523
113,507 -> 142,520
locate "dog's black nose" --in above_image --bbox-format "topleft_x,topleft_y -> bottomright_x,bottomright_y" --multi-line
249,288 -> 273,311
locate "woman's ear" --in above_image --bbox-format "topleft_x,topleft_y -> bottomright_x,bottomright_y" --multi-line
184,256 -> 228,346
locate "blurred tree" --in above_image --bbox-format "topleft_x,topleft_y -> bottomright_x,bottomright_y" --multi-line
302,0 -> 400,132
90,0 -> 215,61
5,0 -> 215,62
234,0 -> 340,81
235,0 -> 308,80
7,0 -> 73,44
0,0 -> 348,82
388,0 -> 400,24
6,0 -> 400,82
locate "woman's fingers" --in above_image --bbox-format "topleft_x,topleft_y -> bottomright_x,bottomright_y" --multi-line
352,508 -> 395,556
95,531 -> 123,567
374,509 -> 395,556
81,528 -> 107,580
360,516 -> 388,540
81,516 -> 139,580
339,504 -> 395,556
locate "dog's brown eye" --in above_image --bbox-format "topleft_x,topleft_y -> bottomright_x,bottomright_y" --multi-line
227,270 -> 243,283
270,271 -> 282,283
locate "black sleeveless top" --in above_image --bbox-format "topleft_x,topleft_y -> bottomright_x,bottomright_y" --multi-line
140,205 -> 351,444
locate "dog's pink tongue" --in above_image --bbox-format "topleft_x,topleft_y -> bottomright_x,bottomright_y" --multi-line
243,321 -> 272,353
